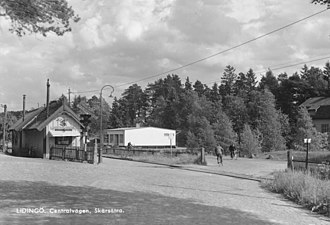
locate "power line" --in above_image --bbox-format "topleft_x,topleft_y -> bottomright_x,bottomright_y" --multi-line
71,8 -> 328,93
114,8 -> 328,88
205,55 -> 330,85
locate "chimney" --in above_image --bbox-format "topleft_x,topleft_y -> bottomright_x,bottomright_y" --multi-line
46,79 -> 50,118
22,94 -> 26,121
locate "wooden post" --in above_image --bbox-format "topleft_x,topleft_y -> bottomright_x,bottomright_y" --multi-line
201,147 -> 205,164
287,150 -> 293,171
62,147 -> 65,160
94,139 -> 98,164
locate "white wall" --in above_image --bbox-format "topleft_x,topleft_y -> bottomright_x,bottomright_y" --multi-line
124,128 -> 176,147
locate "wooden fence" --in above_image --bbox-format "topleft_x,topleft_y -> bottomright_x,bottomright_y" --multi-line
102,146 -> 200,157
50,146 -> 95,164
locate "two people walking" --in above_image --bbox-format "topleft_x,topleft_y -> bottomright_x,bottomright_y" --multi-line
215,144 -> 239,166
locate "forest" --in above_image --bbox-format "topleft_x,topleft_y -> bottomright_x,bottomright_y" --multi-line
2,63 -> 330,155
72,63 -> 330,155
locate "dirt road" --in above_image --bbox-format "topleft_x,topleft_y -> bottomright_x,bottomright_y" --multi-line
0,154 -> 329,225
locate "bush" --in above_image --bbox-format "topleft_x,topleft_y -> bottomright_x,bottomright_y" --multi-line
262,170 -> 330,214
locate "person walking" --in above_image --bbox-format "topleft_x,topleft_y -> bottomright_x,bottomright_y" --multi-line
215,144 -> 223,166
229,144 -> 235,159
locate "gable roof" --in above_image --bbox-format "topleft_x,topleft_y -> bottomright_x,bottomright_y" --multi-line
10,100 -> 83,132
301,97 -> 330,111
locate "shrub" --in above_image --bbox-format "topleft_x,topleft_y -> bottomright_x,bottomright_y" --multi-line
262,170 -> 330,214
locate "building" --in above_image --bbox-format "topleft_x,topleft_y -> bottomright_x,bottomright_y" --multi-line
301,97 -> 330,134
10,100 -> 84,158
104,127 -> 176,148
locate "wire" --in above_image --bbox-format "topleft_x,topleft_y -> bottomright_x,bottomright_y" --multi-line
71,8 -> 328,92
205,55 -> 330,85
114,8 -> 328,88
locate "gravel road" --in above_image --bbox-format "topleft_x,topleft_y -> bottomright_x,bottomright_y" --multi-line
0,154 -> 329,225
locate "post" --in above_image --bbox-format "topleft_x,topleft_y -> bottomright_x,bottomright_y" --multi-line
287,150 -> 293,171
305,142 -> 309,171
304,138 -> 311,171
94,139 -> 98,164
201,147 -> 205,164
22,95 -> 26,121
2,104 -> 6,152
99,92 -> 103,164
99,85 -> 114,164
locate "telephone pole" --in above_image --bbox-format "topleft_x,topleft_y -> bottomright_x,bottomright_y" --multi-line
68,88 -> 71,107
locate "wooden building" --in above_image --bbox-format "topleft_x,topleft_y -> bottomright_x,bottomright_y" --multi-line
10,100 -> 83,158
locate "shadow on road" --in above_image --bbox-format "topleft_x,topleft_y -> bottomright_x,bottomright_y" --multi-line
0,180 -> 279,225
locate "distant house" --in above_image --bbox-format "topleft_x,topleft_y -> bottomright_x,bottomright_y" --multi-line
301,97 -> 330,134
10,100 -> 84,158
104,127 -> 176,148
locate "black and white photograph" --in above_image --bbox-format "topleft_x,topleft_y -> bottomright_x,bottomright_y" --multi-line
1,0 -> 330,224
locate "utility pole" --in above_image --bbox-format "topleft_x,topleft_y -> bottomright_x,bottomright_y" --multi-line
68,88 -> 71,107
1,104 -> 7,152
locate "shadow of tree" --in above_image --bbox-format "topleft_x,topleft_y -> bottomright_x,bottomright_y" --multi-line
0,180 -> 278,225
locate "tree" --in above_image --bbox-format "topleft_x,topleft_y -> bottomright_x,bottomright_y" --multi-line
312,0 -> 330,5
258,69 -> 279,97
121,84 -> 148,126
240,124 -> 261,157
293,106 -> 328,151
247,90 -> 286,151
222,95 -> 247,145
221,65 -> 237,96
0,0 -> 80,36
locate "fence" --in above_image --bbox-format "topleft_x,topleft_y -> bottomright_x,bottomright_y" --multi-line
102,146 -> 200,157
50,146 -> 95,164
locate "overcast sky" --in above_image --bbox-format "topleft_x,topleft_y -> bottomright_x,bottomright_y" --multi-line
0,0 -> 329,111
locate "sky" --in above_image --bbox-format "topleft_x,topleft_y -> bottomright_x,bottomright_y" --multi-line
0,0 -> 329,111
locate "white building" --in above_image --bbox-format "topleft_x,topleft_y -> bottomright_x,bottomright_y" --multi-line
104,127 -> 176,148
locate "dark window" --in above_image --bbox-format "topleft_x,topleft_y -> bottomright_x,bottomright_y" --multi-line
321,124 -> 329,133
55,136 -> 73,146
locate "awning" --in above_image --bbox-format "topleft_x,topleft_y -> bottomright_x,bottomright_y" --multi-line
48,129 -> 80,137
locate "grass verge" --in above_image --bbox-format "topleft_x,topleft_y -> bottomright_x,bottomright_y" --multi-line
262,170 -> 330,216
131,154 -> 206,165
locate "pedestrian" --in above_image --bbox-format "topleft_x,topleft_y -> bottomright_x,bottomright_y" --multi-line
229,144 -> 235,159
234,148 -> 239,160
215,144 -> 223,166
126,142 -> 133,158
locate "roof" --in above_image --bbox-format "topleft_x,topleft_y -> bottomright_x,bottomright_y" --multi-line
311,105 -> 330,120
301,97 -> 330,111
10,100 -> 83,132
106,127 -> 176,132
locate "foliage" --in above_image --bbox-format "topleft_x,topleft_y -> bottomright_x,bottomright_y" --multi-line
240,124 -> 261,157
0,0 -> 80,36
293,106 -> 328,151
262,170 -> 330,215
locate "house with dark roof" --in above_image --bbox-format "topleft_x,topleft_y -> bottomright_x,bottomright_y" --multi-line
10,100 -> 84,158
301,97 -> 330,134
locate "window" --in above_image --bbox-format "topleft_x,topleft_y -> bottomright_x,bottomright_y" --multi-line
321,124 -> 329,133
55,136 -> 72,146
110,134 -> 114,144
119,134 -> 124,144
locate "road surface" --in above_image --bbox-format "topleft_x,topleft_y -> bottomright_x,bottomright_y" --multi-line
0,154 -> 329,225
